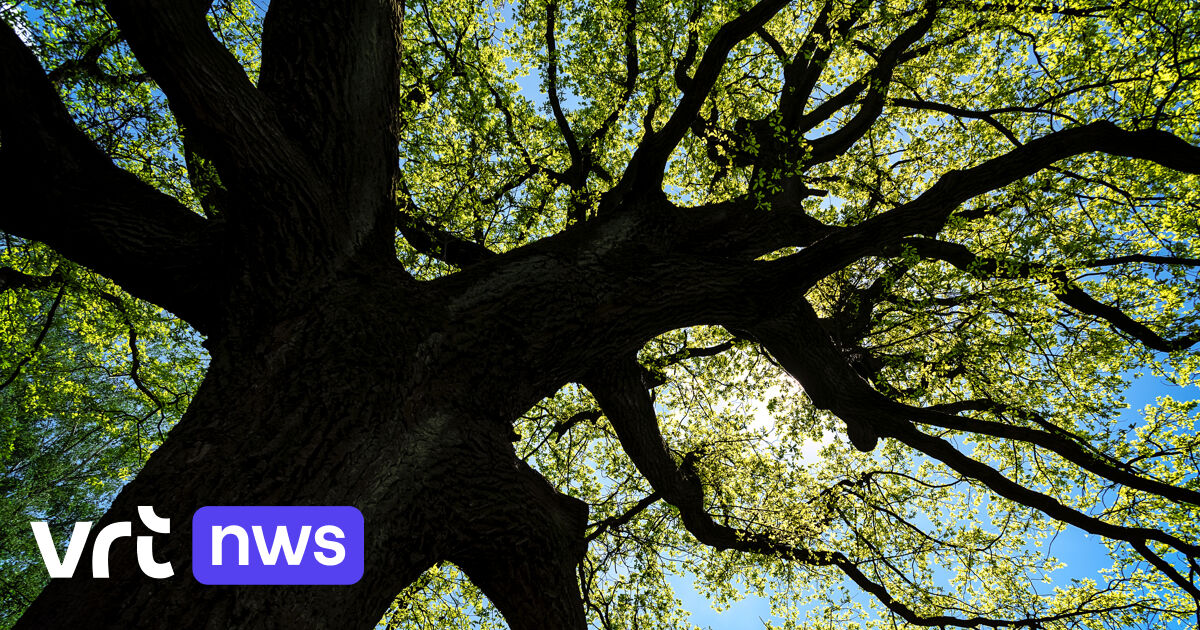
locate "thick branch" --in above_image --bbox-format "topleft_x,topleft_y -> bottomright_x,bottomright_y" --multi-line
743,301 -> 1200,563
258,0 -> 405,258
100,0 -> 299,189
904,237 -> 1200,352
46,29 -> 151,87
617,0 -> 791,194
804,0 -> 940,164
102,0 -> 406,299
770,122 -> 1200,286
1054,280 -> 1200,352
888,420 -> 1200,558
0,267 -> 60,293
1085,254 -> 1200,268
585,359 -> 706,517
395,210 -> 497,268
0,20 -> 221,332
909,405 -> 1200,507
440,422 -> 589,630
584,355 -> 1114,628
777,0 -> 863,125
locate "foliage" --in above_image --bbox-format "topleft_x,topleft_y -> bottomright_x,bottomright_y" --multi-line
2,0 -> 1200,628
0,3 -> 236,623
391,0 -> 1200,624
0,238 -> 205,627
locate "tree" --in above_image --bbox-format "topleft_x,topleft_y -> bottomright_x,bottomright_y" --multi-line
0,249 -> 202,623
1,0 -> 1199,627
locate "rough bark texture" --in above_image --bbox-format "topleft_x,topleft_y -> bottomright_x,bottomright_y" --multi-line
12,265 -> 594,629
2,0 -> 599,625
4,0 -> 1200,627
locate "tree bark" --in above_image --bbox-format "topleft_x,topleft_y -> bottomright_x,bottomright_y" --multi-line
14,266 -> 589,630
8,0 -> 1200,626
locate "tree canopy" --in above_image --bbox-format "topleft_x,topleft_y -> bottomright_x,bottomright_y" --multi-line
1,0 -> 1200,628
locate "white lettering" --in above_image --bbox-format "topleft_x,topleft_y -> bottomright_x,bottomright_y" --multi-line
313,525 -> 346,566
30,521 -> 91,578
91,521 -> 132,578
212,525 -> 250,566
252,525 -> 310,566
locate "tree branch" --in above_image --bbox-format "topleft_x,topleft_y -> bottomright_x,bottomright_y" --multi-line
91,287 -> 165,416
615,0 -> 791,195
1084,254 -> 1200,268
258,0 -> 406,258
888,419 -> 1200,559
776,0 -> 865,125
903,237 -> 1200,353
768,122 -> 1200,287
0,282 -> 65,393
395,211 -> 498,269
803,0 -> 940,165
101,0 -> 415,307
440,424 -> 589,630
910,403 -> 1200,507
584,353 -> 1128,628
891,97 -> 1061,144
0,20 -> 221,333
584,0 -> 641,158
741,300 -> 1200,567
46,28 -> 151,88
100,0 -> 299,188
543,0 -> 584,206
0,267 -> 61,293
584,492 -> 660,543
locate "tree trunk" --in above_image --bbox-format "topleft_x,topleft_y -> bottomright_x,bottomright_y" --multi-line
15,269 -> 590,630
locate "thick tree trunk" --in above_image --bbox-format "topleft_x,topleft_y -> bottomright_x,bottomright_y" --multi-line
15,270 -> 590,630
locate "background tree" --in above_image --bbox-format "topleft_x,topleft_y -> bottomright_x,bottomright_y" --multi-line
0,240 -> 203,626
1,0 -> 1199,628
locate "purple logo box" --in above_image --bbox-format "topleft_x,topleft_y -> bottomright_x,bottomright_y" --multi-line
192,506 -> 364,585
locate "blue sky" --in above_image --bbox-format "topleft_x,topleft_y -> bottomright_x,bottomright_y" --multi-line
659,369 -> 1195,629
8,1 -> 1197,627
